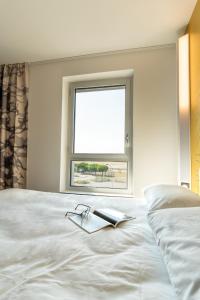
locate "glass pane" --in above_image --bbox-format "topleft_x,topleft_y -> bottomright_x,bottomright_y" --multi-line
71,161 -> 128,189
74,86 -> 125,153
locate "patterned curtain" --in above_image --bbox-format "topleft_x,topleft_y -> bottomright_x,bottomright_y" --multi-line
0,63 -> 28,189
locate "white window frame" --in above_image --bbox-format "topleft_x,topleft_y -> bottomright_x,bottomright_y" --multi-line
66,77 -> 133,195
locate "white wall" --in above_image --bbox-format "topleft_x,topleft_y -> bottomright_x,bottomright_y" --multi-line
27,45 -> 178,196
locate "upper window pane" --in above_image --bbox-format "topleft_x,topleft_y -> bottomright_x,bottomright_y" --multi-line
74,86 -> 125,154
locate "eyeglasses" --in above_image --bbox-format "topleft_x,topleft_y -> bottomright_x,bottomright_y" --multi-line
65,204 -> 91,221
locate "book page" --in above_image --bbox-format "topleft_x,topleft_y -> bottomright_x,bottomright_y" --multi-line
69,212 -> 111,233
93,208 -> 133,226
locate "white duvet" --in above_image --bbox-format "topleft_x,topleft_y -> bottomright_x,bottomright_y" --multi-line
148,207 -> 200,300
0,189 -> 176,300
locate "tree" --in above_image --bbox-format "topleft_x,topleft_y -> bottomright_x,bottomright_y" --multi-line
88,163 -> 99,175
98,164 -> 108,176
76,162 -> 109,176
76,162 -> 89,173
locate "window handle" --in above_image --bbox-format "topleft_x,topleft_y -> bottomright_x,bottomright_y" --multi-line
125,134 -> 129,144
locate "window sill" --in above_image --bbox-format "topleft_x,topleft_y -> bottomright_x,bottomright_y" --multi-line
61,190 -> 135,198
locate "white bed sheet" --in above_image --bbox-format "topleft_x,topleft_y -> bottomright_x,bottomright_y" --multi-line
0,189 -> 176,300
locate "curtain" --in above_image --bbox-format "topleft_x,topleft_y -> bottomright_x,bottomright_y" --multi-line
0,63 -> 28,189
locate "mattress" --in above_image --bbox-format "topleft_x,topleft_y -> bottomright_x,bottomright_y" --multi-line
0,188 -> 176,300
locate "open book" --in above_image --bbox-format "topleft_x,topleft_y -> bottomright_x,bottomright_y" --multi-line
69,208 -> 135,233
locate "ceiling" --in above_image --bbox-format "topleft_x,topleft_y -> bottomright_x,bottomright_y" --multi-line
0,0 -> 197,64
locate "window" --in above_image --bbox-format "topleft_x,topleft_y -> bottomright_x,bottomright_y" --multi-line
67,78 -> 133,194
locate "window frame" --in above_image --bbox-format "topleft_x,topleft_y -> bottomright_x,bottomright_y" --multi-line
66,77 -> 133,195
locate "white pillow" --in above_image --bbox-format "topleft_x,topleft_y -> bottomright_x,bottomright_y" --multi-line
144,184 -> 200,211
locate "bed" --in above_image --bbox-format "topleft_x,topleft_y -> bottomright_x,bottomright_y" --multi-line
0,186 -> 197,300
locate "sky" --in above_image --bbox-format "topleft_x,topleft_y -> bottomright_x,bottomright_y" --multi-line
74,87 -> 125,154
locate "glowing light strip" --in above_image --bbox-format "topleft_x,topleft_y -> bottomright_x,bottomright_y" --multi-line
179,34 -> 190,112
178,34 -> 191,187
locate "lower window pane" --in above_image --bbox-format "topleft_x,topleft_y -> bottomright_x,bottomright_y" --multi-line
71,161 -> 128,189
